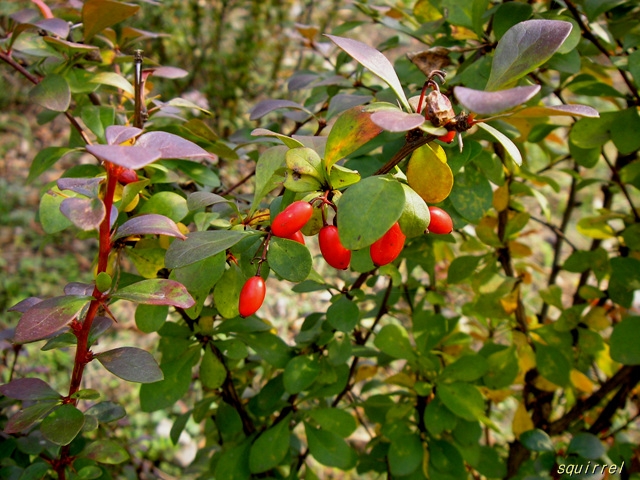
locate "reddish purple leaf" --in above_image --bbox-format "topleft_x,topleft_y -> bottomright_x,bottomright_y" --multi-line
513,104 -> 600,118
86,144 -> 162,169
4,402 -> 59,434
96,347 -> 163,383
64,282 -> 95,296
60,197 -> 106,231
112,214 -> 187,242
105,125 -> 142,145
147,66 -> 189,79
9,297 -> 42,313
370,110 -> 426,132
187,192 -> 230,211
35,18 -> 70,38
14,295 -> 93,344
454,85 -> 541,115
57,177 -> 103,198
250,99 -> 311,121
135,131 -> 215,161
111,279 -> 195,308
89,316 -> 114,343
0,378 -> 61,401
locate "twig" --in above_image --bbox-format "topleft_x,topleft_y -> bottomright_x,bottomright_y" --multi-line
602,151 -> 640,221
374,133 -> 436,175
219,168 -> 256,196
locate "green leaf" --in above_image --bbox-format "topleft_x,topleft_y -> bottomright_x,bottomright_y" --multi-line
483,346 -> 519,389
238,332 -> 293,369
214,439 -> 251,480
338,176 -> 405,250
85,401 -> 126,423
283,355 -> 321,394
14,295 -> 92,344
135,304 -> 168,333
449,166 -> 493,223
567,432 -> 605,460
441,354 -> 488,382
326,35 -> 410,111
307,409 -> 357,438
374,324 -> 415,360
388,434 -> 423,476
326,296 -> 360,333
30,74 -> 71,112
138,191 -> 188,222
165,230 -> 249,268
323,105 -> 384,172
82,0 -> 140,41
96,347 -> 163,383
112,279 -> 194,308
267,237 -> 312,282
251,146 -> 287,213
27,147 -> 76,184
40,404 -> 84,445
200,347 -> 226,389
304,422 -> 357,470
493,2 -> 533,40
399,184 -> 430,238
424,396 -> 458,436
81,105 -> 115,144
329,164 -> 361,190
83,440 -> 130,464
447,256 -> 482,284
486,20 -> 572,90
4,401 -> 59,434
213,263 -> 244,319
610,317 -> 640,365
249,415 -> 291,473
535,343 -> 570,386
39,189 -> 73,234
251,128 -> 305,149
437,382 -> 485,421
475,122 -> 522,166
520,429 -> 554,452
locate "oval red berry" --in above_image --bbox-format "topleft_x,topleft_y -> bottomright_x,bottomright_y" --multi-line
319,225 -> 351,270
370,222 -> 406,266
117,168 -> 139,185
271,201 -> 313,238
428,206 -> 453,234
238,276 -> 266,317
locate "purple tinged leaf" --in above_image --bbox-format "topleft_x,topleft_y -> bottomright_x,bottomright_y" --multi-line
148,66 -> 189,79
326,34 -> 410,111
4,402 -> 59,434
64,283 -> 95,296
135,131 -> 215,161
9,297 -> 42,313
89,316 -> 114,343
513,104 -> 600,118
44,37 -> 100,54
288,73 -> 319,91
370,110 -> 426,132
14,295 -> 93,344
105,125 -> 142,145
165,230 -> 250,268
251,128 -> 305,149
35,18 -> 70,38
327,94 -> 373,120
111,214 -> 187,242
57,177 -> 103,198
60,197 -> 106,231
454,85 -> 540,115
0,378 -> 61,401
250,99 -> 311,121
86,144 -> 162,169
111,279 -> 195,308
487,20 -> 572,91
30,74 -> 71,112
187,192 -> 231,211
96,347 -> 163,383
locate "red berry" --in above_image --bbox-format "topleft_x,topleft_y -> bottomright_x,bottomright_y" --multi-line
438,130 -> 456,144
271,201 -> 313,238
117,167 -> 139,185
284,230 -> 305,245
427,206 -> 453,234
319,225 -> 351,270
239,276 -> 266,317
370,222 -> 406,266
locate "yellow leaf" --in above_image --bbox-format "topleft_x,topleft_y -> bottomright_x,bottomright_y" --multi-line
577,216 -> 615,239
509,241 -> 532,258
406,143 -> 453,204
512,401 -> 534,438
500,289 -> 520,315
354,364 -> 378,383
583,306 -> 610,331
493,184 -> 509,212
480,387 -> 512,403
385,372 -> 415,388
532,375 -> 560,392
570,369 -> 595,393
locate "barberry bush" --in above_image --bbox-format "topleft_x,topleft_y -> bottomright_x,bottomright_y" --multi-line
2,1 -> 640,479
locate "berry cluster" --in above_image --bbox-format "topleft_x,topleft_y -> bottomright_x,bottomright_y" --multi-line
237,199 -> 453,317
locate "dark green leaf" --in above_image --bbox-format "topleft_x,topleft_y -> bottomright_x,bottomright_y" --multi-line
135,304 -> 168,333
267,237 -> 312,282
249,415 -> 291,473
213,263 -> 244,319
283,355 -> 321,394
520,429 -> 554,452
449,166 -> 493,223
165,230 -> 250,268
535,343 -> 570,386
30,74 -> 71,112
424,396 -> 458,436
307,408 -> 356,438
441,354 -> 488,382
304,422 -> 357,470
437,382 -> 485,421
138,192 -> 188,222
96,347 -> 163,383
85,401 -> 126,423
374,324 -> 415,360
40,404 -> 84,445
447,256 -> 482,284
493,2 -> 533,39
214,439 -> 251,480
83,440 -> 130,464
338,176 -> 405,250
27,147 -> 76,184
238,332 -> 293,369
200,347 -> 226,389
610,317 -> 640,365
483,346 -> 519,389
567,432 -> 605,459
326,296 -> 360,332
388,434 -> 423,476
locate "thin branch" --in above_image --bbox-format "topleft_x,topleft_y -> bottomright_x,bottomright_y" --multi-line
219,168 -> 256,196
374,133 -> 436,175
602,151 -> 640,221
